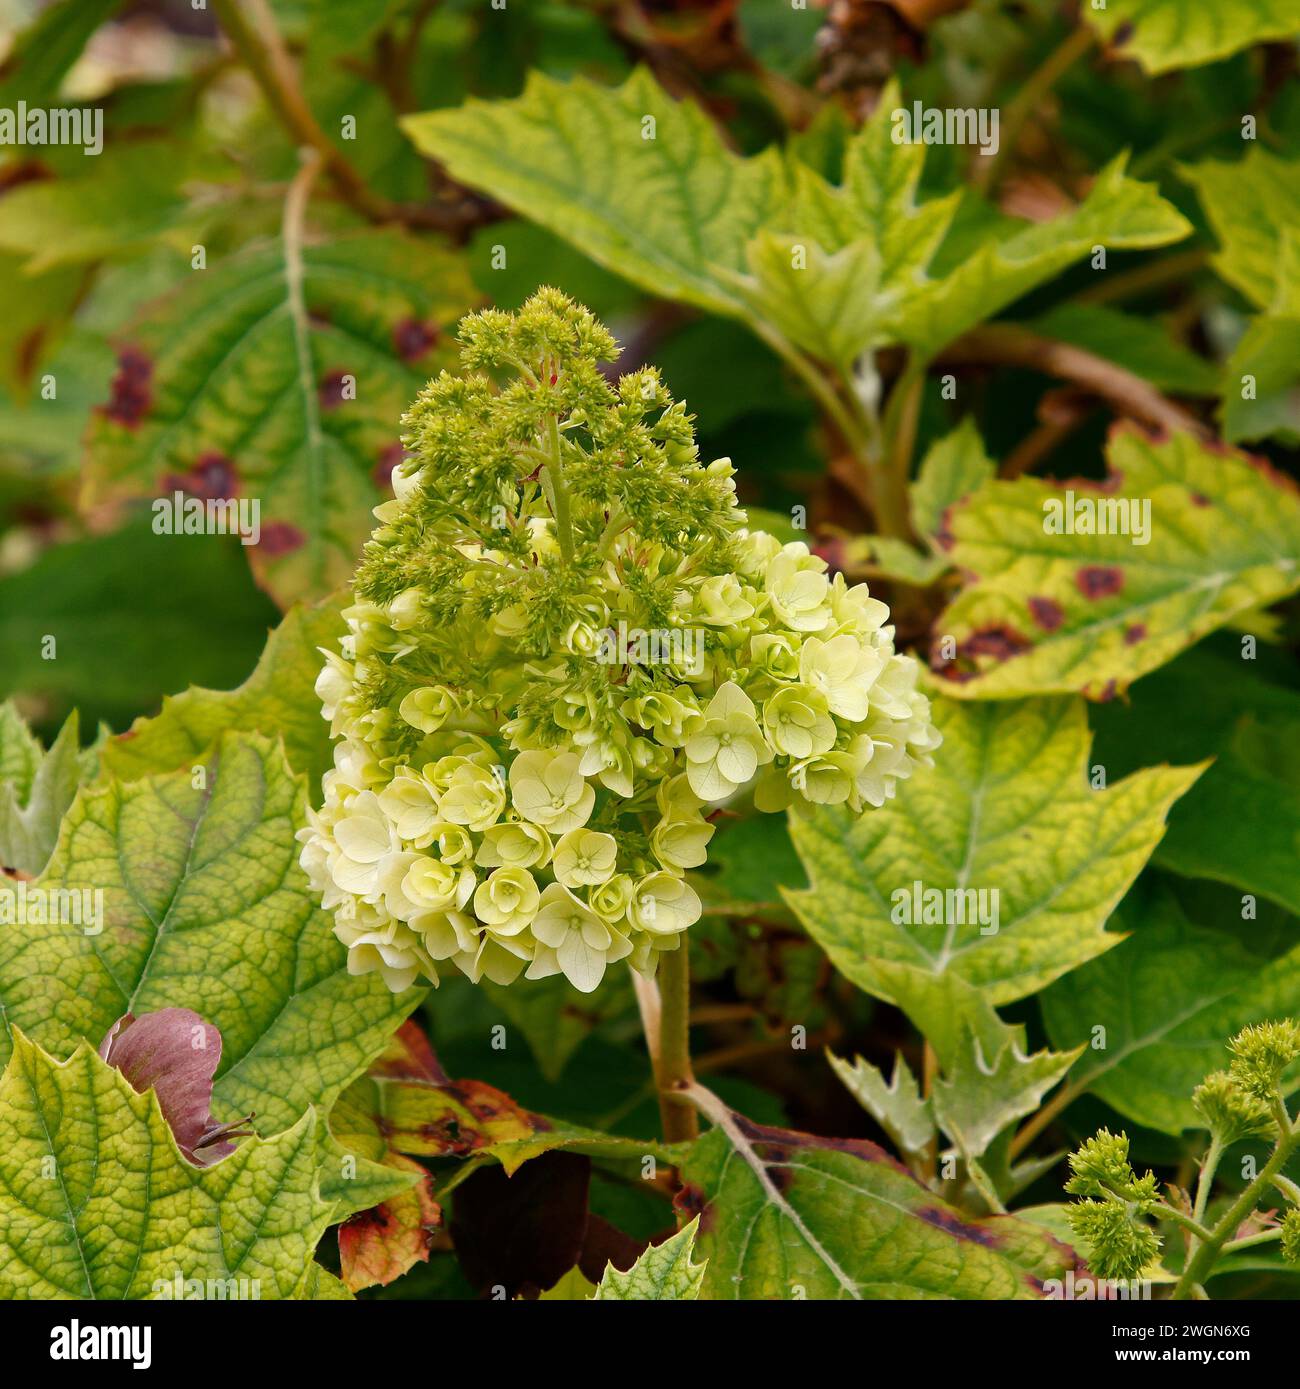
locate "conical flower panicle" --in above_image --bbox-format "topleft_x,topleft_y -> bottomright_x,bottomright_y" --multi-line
300,290 -> 939,995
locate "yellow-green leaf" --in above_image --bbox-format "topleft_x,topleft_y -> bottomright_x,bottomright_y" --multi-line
911,417 -> 996,540
593,1218 -> 706,1300
785,696 -> 1202,1005
0,732 -> 420,1153
683,1088 -> 1084,1299
403,68 -> 788,322
0,1030 -> 333,1299
1180,149 -> 1300,311
1085,1 -> 1300,74
0,705 -> 81,876
403,72 -> 1187,366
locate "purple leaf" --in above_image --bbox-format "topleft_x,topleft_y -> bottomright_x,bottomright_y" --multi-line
98,1008 -> 254,1166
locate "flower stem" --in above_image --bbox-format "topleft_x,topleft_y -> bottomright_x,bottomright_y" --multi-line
543,412 -> 574,561
1173,1101 -> 1299,1298
634,942 -> 699,1145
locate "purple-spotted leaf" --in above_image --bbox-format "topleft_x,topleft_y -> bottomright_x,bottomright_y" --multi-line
681,1086 -> 1084,1299
931,426 -> 1300,699
84,228 -> 475,608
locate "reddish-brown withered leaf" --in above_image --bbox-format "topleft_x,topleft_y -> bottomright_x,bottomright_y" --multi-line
98,1008 -> 253,1166
338,1152 -> 441,1293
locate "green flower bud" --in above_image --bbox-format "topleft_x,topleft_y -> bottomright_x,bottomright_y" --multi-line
1281,1209 -> 1300,1264
1228,1020 -> 1300,1100
1067,1199 -> 1160,1282
1191,1071 -> 1276,1143
1066,1130 -> 1158,1207
399,686 -> 458,734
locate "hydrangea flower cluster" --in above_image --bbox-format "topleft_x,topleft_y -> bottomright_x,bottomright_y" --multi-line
299,290 -> 940,995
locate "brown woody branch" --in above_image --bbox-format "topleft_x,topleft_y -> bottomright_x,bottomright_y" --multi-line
937,322 -> 1211,441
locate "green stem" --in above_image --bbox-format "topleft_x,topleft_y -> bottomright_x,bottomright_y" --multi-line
1222,1230 -> 1283,1255
1192,1136 -> 1223,1229
542,412 -> 574,561
1150,1204 -> 1215,1244
1271,1173 -> 1300,1205
654,940 -> 698,1144
751,324 -> 913,537
878,358 -> 923,542
1173,1102 -> 1299,1298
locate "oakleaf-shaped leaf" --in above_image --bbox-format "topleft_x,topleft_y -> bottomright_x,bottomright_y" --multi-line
923,1017 -> 1078,1162
101,593 -> 346,793
404,73 -> 1187,366
1043,880 -> 1300,1135
0,704 -> 80,876
1180,150 -> 1300,312
0,1030 -> 334,1299
404,68 -> 788,321
884,156 -> 1190,360
84,229 -> 475,607
1085,0 -> 1300,74
0,732 -> 420,1162
859,963 -> 1080,1162
828,1050 -> 936,1157
786,696 -> 1202,1005
682,1087 -> 1083,1299
593,1218 -> 706,1300
932,427 -> 1300,699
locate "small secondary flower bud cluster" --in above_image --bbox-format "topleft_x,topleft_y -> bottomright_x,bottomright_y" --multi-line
299,290 -> 939,995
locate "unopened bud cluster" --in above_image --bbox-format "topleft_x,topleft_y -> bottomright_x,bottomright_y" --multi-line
299,290 -> 939,994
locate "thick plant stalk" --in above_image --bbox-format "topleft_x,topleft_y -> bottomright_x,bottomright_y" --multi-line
635,941 -> 700,1145
1173,1113 -> 1300,1298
